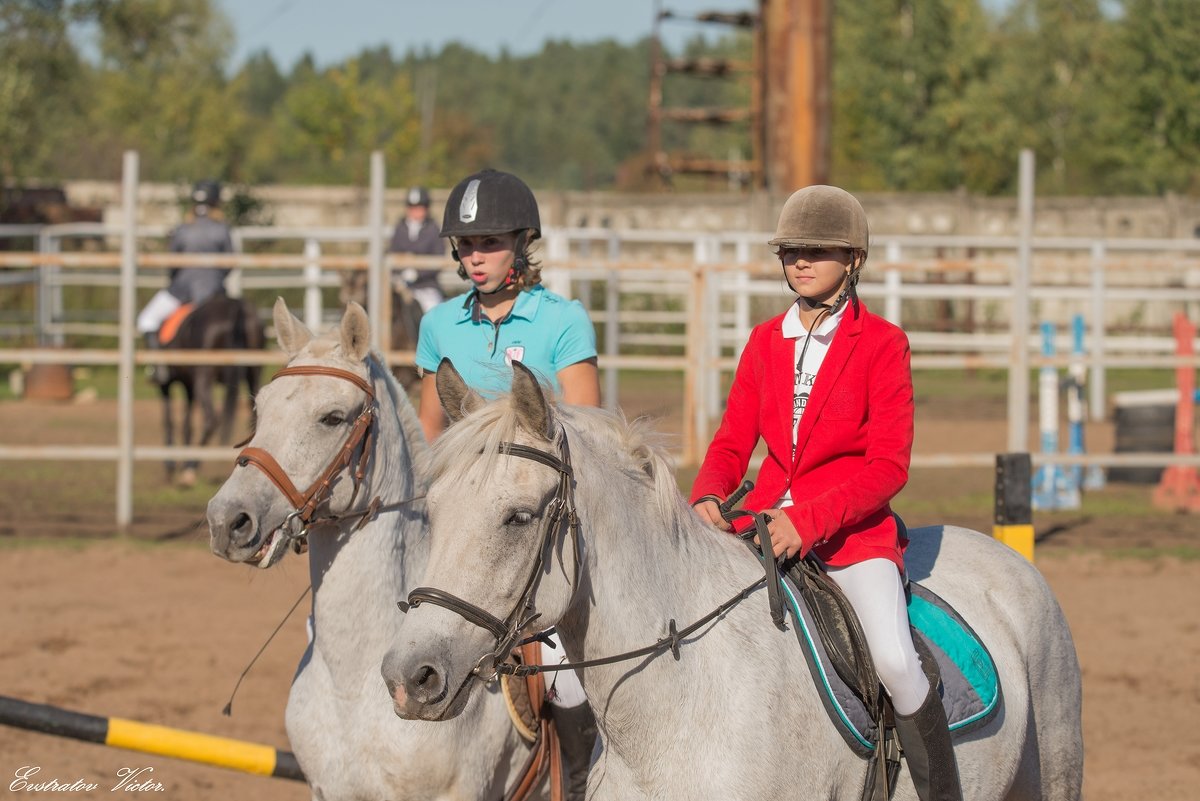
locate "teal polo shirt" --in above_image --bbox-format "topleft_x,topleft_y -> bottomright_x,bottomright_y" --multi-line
415,284 -> 597,397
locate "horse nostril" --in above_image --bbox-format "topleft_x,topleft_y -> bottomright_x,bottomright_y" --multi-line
231,512 -> 252,535
409,664 -> 446,705
415,665 -> 437,688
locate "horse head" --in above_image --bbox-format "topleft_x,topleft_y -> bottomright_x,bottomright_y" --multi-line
207,297 -> 394,568
383,359 -> 583,722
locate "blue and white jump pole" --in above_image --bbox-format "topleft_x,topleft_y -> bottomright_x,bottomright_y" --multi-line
1032,321 -> 1081,510
1067,314 -> 1105,491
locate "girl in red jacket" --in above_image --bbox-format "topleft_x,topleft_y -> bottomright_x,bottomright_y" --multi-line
690,185 -> 961,801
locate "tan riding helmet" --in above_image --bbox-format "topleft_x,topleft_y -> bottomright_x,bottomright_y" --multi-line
768,185 -> 870,257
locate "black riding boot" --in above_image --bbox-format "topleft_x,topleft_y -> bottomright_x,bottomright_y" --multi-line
894,680 -> 963,801
143,331 -> 168,384
549,702 -> 598,801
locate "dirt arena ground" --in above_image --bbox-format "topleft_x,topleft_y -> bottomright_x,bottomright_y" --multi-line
1,388 -> 1198,800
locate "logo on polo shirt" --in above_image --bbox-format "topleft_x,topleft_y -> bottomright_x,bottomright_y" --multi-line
505,346 -> 525,366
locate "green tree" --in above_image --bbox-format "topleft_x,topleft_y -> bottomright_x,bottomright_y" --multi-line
1086,0 -> 1200,193
833,0 -> 995,191
88,0 -> 243,181
0,1 -> 89,184
270,59 -> 424,185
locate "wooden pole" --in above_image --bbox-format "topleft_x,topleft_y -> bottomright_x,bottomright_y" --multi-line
761,0 -> 830,190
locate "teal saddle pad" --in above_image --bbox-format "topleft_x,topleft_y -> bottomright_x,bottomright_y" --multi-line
779,572 -> 1002,757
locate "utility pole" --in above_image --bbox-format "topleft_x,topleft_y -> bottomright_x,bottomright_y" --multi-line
761,0 -> 831,190
645,1 -> 831,192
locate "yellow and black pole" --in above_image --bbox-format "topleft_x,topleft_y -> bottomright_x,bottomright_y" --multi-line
994,452 -> 1035,561
0,695 -> 304,782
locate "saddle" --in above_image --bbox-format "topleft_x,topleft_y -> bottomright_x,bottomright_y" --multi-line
157,303 -> 195,345
733,512 -> 1001,801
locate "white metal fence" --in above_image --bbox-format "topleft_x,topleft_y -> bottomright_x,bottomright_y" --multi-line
4,150 -> 1200,527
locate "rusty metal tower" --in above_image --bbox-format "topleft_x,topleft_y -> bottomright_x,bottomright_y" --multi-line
646,0 -> 830,191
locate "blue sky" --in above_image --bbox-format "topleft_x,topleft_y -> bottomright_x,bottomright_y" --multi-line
217,0 -> 746,70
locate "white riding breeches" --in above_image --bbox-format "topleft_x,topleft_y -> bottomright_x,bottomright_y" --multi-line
137,289 -> 182,334
540,637 -> 588,708
823,558 -> 930,716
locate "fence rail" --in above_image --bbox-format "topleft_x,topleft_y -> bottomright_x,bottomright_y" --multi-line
5,150 -> 1200,528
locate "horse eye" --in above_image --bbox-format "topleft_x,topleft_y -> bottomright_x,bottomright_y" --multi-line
505,510 -> 535,527
319,412 -> 346,426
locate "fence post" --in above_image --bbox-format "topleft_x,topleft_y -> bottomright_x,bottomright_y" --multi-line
884,241 -> 902,325
1007,149 -> 1035,453
226,227 -> 243,299
303,238 -> 323,331
604,231 -> 620,411
683,256 -> 709,467
116,151 -> 139,531
367,151 -> 386,354
1089,240 -> 1106,422
994,452 -> 1034,561
543,230 -> 571,297
36,229 -> 62,346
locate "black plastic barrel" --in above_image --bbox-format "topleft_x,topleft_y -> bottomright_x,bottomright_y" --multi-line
1110,390 -> 1177,484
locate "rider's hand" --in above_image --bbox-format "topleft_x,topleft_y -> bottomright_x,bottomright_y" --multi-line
693,499 -> 732,532
756,509 -> 806,560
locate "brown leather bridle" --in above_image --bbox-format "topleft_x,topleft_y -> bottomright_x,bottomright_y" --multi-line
234,364 -> 385,550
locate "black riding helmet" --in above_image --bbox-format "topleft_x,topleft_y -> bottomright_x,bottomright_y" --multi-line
440,169 -> 541,240
442,170 -> 542,293
191,180 -> 222,208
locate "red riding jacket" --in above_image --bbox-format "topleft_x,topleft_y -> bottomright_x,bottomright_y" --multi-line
690,298 -> 913,569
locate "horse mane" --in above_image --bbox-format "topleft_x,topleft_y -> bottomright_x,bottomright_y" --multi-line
367,349 -> 429,468
422,393 -> 688,532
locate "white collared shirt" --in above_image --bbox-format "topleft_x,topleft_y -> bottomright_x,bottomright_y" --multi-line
777,300 -> 846,506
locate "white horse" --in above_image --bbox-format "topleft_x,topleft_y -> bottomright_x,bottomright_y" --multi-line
207,301 -> 534,801
382,360 -> 1084,801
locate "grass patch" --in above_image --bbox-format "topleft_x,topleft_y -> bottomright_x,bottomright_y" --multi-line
1036,544 -> 1200,561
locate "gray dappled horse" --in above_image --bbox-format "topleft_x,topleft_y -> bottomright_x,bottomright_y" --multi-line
383,360 -> 1083,801
207,300 -> 534,801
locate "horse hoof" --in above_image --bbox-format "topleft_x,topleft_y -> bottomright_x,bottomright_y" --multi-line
178,468 -> 198,488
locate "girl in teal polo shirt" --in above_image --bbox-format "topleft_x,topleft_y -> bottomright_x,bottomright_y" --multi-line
414,169 -> 599,441
414,168 -> 600,801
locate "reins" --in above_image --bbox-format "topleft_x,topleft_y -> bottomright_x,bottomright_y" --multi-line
399,434 -> 788,680
234,362 -> 421,548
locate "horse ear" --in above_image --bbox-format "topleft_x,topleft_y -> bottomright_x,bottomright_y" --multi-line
511,361 -> 553,440
436,358 -> 483,423
341,302 -> 371,361
273,297 -> 313,357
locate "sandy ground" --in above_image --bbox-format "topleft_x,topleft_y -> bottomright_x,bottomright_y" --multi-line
1,391 -> 1199,799
1,545 -> 1197,800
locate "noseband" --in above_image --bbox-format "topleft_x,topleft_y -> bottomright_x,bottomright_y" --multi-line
400,434 -> 582,682
234,364 -> 380,548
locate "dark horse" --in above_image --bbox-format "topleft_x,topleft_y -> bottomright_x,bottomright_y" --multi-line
340,272 -> 425,391
154,293 -> 265,485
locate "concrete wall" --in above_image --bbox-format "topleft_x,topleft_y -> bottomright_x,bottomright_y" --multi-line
64,180 -> 1200,242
